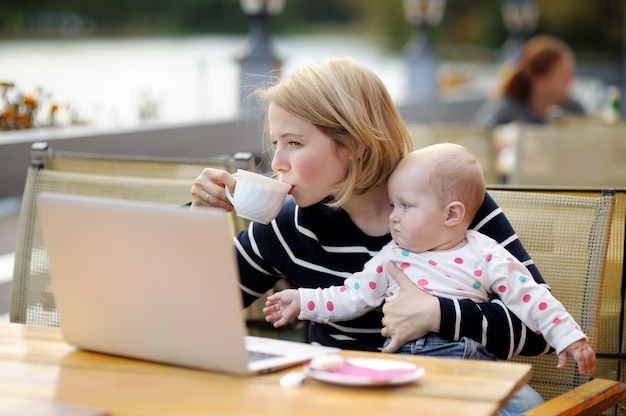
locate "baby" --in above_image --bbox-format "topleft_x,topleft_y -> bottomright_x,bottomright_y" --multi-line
264,143 -> 595,374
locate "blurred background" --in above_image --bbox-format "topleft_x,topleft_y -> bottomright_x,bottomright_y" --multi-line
0,0 -> 625,338
0,0 -> 624,127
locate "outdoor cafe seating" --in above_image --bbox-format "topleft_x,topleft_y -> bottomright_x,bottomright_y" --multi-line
5,138 -> 626,415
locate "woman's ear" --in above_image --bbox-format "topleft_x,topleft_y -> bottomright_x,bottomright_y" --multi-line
355,143 -> 366,160
444,201 -> 465,227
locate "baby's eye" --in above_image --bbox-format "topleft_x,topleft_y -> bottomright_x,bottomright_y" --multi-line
402,203 -> 411,210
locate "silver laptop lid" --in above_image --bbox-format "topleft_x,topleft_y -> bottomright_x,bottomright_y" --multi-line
38,192 -> 253,374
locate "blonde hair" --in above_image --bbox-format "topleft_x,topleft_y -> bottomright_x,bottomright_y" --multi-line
256,57 -> 413,207
402,143 -> 485,222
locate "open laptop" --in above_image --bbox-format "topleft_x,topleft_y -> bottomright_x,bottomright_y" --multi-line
37,192 -> 339,375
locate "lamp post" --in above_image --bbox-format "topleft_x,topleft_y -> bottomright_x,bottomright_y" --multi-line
237,0 -> 285,117
500,0 -> 538,62
402,0 -> 446,102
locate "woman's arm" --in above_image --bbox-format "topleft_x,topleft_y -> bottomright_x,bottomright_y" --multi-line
382,192 -> 550,359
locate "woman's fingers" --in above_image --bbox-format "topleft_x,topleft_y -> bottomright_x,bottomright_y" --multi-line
190,168 -> 236,210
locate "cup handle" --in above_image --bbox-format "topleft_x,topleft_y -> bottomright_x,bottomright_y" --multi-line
225,186 -> 235,204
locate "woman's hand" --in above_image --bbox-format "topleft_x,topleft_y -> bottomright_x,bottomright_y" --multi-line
190,167 -> 237,210
381,262 -> 441,353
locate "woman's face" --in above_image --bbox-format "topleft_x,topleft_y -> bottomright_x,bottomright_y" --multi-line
538,56 -> 575,105
268,103 -> 351,207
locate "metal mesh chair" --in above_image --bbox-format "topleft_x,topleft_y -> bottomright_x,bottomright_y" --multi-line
488,185 -> 626,415
487,189 -> 616,404
10,142 -> 256,326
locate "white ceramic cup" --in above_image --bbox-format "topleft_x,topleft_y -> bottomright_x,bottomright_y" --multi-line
225,169 -> 291,225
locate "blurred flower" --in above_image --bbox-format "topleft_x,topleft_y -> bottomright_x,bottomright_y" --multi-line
0,82 -> 85,130
22,95 -> 37,107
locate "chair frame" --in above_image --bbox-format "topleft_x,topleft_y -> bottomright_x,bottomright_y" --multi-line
10,142 -> 256,326
488,185 -> 626,416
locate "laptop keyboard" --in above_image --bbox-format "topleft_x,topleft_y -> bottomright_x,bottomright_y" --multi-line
248,350 -> 282,362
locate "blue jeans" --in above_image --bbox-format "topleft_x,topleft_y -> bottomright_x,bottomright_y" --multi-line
383,334 -> 544,416
383,333 -> 495,360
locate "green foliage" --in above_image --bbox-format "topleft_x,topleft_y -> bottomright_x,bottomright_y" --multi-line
0,0 -> 623,55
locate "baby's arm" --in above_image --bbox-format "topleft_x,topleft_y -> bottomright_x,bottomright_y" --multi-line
559,338 -> 596,374
263,289 -> 301,328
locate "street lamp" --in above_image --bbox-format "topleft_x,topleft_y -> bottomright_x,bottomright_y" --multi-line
402,0 -> 447,102
500,0 -> 539,62
237,0 -> 286,117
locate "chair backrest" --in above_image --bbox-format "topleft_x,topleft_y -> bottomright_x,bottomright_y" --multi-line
487,188 -> 616,401
505,123 -> 626,187
407,123 -> 497,184
10,142 -> 256,326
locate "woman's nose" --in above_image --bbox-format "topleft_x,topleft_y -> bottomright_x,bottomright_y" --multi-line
270,147 -> 288,173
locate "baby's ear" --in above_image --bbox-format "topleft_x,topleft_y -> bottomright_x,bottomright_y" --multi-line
444,201 -> 465,226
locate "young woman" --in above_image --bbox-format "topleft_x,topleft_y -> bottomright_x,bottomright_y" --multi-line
191,57 -> 545,415
475,35 -> 585,127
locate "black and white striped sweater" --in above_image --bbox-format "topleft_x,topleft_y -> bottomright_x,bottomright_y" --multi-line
235,192 -> 550,359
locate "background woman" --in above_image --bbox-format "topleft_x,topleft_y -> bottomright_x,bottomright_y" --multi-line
475,34 -> 585,127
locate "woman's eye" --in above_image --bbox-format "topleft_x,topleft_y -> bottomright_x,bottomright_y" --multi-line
288,140 -> 301,147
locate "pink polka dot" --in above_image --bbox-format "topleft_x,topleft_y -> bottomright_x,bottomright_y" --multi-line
534,330 -> 542,334
400,262 -> 410,269
486,254 -> 492,262
553,318 -> 561,324
326,301 -> 334,311
428,260 -> 437,266
417,279 -> 429,287
339,286 -> 347,292
376,265 -> 383,273
307,301 -> 315,311
506,257 -> 514,262
523,294 -> 531,303
538,302 -> 548,311
498,285 -> 506,293
575,325 -> 581,331
369,281 -> 377,290
474,270 -> 482,277
388,291 -> 394,297
454,257 -> 463,264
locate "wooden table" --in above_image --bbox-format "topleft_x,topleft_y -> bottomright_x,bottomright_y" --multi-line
0,323 -> 531,416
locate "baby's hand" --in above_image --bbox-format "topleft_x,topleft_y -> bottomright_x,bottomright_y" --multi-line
557,339 -> 596,375
263,289 -> 301,328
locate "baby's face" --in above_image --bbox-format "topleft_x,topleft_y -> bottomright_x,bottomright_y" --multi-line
387,164 -> 448,253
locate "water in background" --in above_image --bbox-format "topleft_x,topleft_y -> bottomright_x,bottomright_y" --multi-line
0,35 -> 409,128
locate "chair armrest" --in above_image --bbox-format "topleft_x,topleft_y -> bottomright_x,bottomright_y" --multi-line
523,378 -> 626,416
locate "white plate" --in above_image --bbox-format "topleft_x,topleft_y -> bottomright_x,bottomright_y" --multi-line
305,357 -> 425,386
